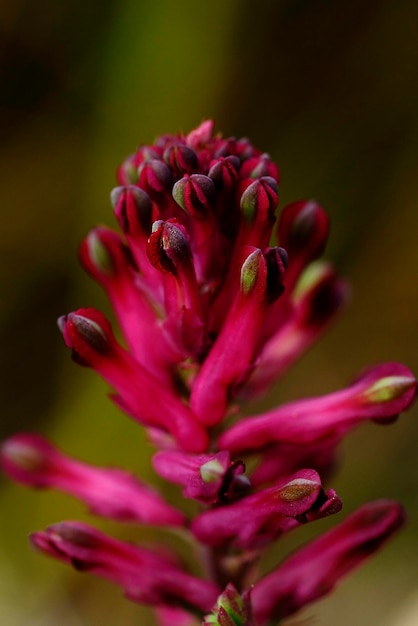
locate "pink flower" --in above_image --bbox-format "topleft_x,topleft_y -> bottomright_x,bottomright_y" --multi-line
251,500 -> 405,623
219,362 -> 416,453
1,121 -> 416,625
190,469 -> 342,549
1,433 -> 185,526
30,521 -> 219,611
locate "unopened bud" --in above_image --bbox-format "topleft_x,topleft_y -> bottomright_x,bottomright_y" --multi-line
138,159 -> 172,195
172,174 -> 216,214
240,176 -> 278,223
147,219 -> 191,274
204,584 -> 254,626
164,145 -> 198,176
111,185 -> 152,235
239,153 -> 279,180
208,156 -> 240,190
278,199 -> 329,261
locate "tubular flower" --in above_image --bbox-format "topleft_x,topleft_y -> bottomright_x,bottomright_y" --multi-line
1,120 -> 416,624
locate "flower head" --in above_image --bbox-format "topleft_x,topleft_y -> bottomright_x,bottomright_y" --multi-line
1,120 -> 416,625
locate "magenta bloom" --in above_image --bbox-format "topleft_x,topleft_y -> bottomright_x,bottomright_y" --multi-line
1,120 -> 416,625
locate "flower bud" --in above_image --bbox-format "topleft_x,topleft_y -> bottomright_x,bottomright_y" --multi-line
191,469 -> 337,549
80,227 -> 135,284
58,308 -> 112,366
278,199 -> 330,289
138,158 -> 172,196
153,449 -> 250,504
117,153 -> 139,185
164,144 -> 198,177
1,433 -> 185,526
31,521 -> 220,611
220,363 -> 416,453
204,584 -> 255,626
147,219 -> 192,274
172,174 -> 216,215
208,156 -> 240,191
239,153 -> 279,181
279,199 -> 329,257
111,185 -> 153,236
239,176 -> 278,224
58,308 -> 209,452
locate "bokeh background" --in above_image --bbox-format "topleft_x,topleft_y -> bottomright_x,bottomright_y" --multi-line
1,0 -> 417,624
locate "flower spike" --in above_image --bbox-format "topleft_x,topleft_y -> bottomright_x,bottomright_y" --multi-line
3,121 -> 415,626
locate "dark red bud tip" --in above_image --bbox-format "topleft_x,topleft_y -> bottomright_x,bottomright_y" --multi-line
57,308 -> 113,366
265,246 -> 288,303
53,522 -> 102,548
220,461 -> 251,502
240,176 -> 278,223
163,145 -> 198,176
236,136 -> 260,160
79,228 -> 134,283
172,174 -> 216,215
111,185 -> 153,235
278,199 -> 330,261
137,159 -> 173,196
136,145 -> 162,163
30,522 -> 103,568
240,153 -> 279,181
301,489 -> 343,523
294,262 -> 348,327
208,156 -> 240,190
147,219 -> 191,273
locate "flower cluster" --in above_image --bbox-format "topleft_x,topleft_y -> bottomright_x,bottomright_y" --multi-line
2,120 -> 416,625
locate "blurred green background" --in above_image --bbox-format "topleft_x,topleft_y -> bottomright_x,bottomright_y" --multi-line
1,0 -> 417,624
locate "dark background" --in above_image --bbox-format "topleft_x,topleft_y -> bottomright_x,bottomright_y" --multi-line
1,1 -> 417,624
